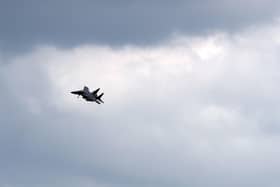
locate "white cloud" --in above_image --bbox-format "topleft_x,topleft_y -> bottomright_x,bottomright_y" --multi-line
2,22 -> 280,187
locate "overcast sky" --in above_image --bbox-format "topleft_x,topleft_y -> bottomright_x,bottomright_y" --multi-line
1,0 -> 280,50
2,1 -> 280,187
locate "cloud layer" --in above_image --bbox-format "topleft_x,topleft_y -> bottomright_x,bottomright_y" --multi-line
1,0 -> 280,50
2,22 -> 280,186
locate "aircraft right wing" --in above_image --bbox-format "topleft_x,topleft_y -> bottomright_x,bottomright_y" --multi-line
92,88 -> 100,95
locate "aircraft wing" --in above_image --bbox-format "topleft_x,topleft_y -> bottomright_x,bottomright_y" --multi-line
83,86 -> 90,93
92,88 -> 100,95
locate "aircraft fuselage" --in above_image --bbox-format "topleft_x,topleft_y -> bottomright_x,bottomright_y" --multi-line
71,86 -> 104,104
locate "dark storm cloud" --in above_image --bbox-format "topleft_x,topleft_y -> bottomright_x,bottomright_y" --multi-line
1,0 -> 280,50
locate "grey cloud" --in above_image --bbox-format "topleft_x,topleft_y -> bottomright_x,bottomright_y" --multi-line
2,23 -> 280,186
1,0 -> 280,51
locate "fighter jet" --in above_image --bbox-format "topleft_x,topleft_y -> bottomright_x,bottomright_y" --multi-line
71,86 -> 104,104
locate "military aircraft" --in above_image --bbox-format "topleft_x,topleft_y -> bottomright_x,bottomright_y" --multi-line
71,86 -> 104,104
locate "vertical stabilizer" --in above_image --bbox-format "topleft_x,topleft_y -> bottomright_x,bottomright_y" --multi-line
97,93 -> 104,103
